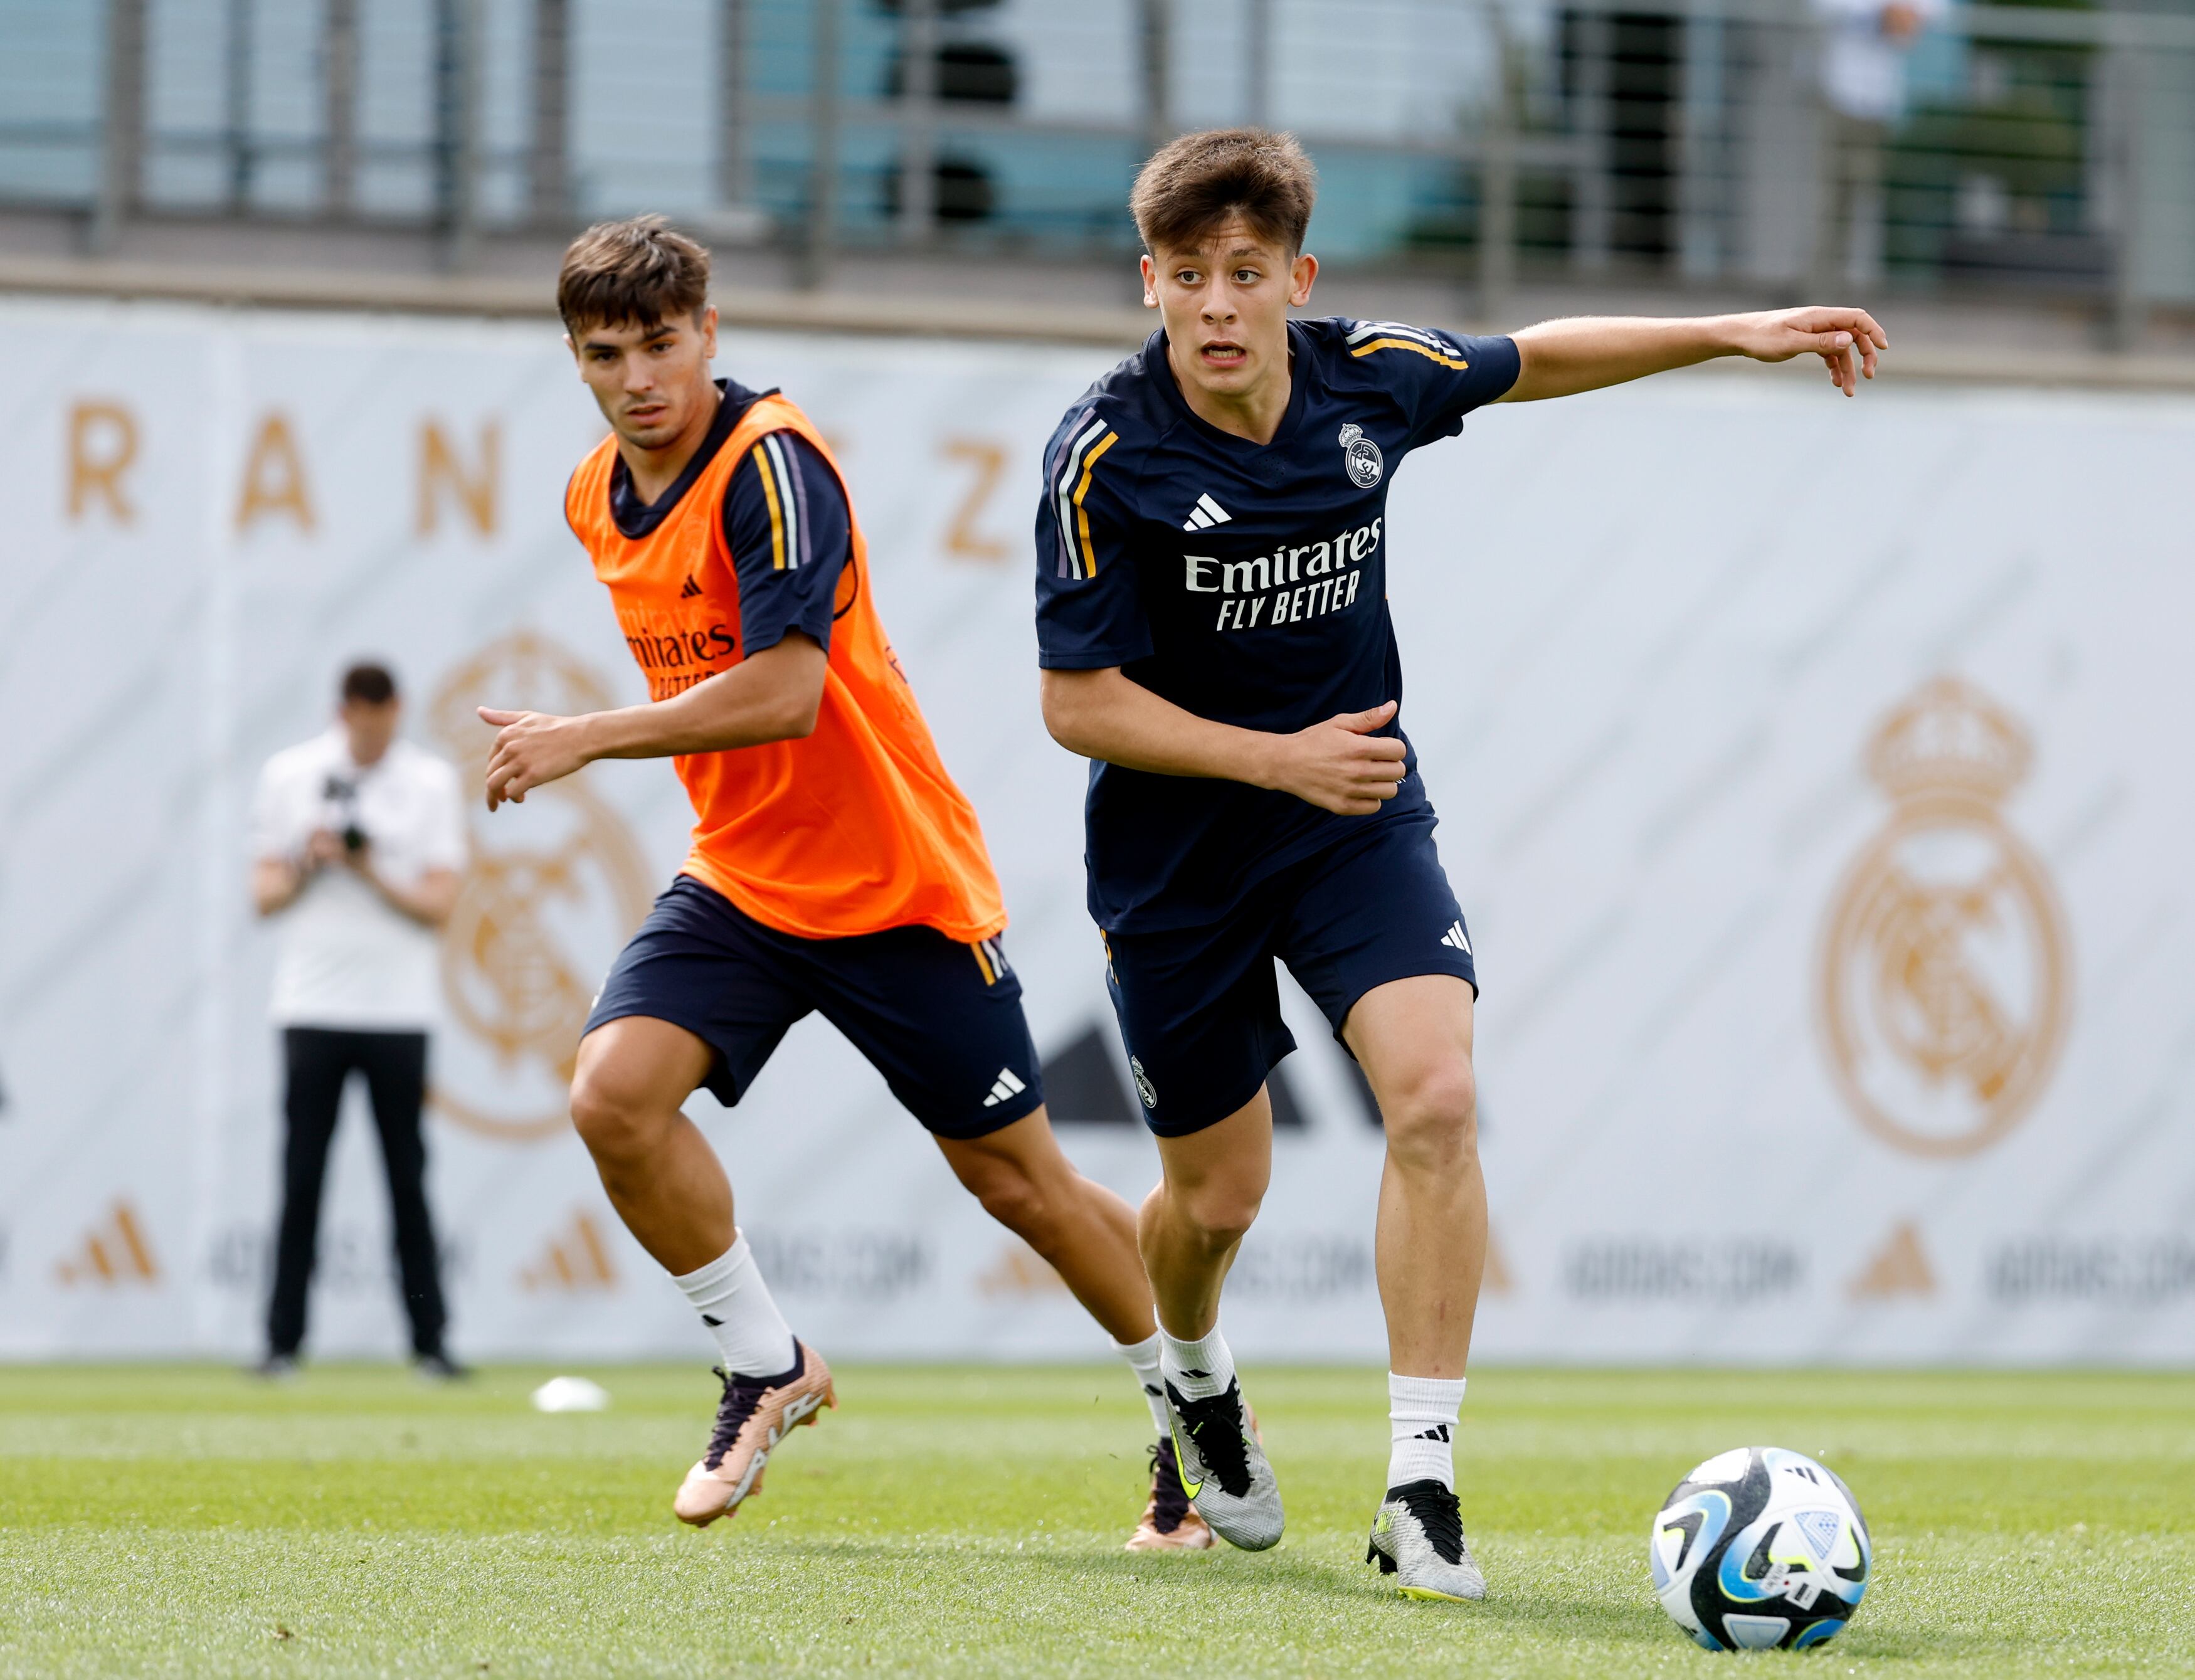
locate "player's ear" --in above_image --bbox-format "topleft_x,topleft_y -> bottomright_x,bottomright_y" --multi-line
1289,252 -> 1318,308
1139,253 -> 1158,309
563,330 -> 578,364
698,305 -> 719,362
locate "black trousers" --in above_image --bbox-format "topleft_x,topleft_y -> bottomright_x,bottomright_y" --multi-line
267,1027 -> 448,1358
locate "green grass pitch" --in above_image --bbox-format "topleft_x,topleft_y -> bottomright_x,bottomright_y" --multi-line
3,1365 -> 2189,1677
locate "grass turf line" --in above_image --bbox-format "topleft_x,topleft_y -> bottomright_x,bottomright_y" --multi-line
1,1365 -> 2189,1677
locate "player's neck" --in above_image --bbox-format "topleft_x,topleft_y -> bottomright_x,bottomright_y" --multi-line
619,378 -> 722,505
1166,340 -> 1292,447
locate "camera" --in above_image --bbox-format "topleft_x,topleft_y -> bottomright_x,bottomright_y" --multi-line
324,774 -> 369,857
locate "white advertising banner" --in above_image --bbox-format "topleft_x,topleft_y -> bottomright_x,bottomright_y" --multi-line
1,296 -> 2190,1365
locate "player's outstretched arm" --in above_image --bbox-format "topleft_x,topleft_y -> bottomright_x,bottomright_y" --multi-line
479,634 -> 828,810
1041,667 -> 1409,816
1501,307 -> 1888,403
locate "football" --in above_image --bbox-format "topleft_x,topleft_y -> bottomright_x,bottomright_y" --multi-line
1649,1446 -> 1871,1651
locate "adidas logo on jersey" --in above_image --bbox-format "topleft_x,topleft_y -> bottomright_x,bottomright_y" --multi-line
679,574 -> 702,598
981,1067 -> 1027,1108
1181,492 -> 1232,532
1440,920 -> 1471,954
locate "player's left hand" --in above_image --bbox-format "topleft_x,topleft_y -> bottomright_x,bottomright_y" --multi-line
479,707 -> 593,810
1727,307 -> 1888,397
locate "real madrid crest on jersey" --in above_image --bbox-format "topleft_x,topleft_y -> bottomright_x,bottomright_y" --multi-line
1816,677 -> 2071,1159
1338,423 -> 1383,489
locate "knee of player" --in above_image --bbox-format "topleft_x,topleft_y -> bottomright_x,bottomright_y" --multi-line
971,1168 -> 1055,1241
1379,1060 -> 1478,1167
567,1068 -> 664,1160
1177,1183 -> 1262,1250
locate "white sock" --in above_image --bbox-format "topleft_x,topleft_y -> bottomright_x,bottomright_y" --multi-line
1387,1372 -> 1466,1491
1114,1333 -> 1172,1435
672,1232 -> 796,1378
1158,1321 -> 1236,1402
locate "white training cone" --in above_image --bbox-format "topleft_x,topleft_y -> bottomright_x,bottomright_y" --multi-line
531,1375 -> 611,1413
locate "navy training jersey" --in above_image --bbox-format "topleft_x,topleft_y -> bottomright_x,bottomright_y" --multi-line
1034,317 -> 1519,932
603,377 -> 855,657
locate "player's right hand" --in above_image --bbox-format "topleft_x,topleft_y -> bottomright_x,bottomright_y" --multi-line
480,706 -> 595,810
1265,701 -> 1408,815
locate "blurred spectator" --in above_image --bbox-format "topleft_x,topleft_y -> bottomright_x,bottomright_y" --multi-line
1811,0 -> 1945,290
248,662 -> 468,1379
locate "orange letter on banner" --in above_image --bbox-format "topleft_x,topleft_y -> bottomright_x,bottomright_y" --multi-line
940,437 -> 1009,562
67,400 -> 139,524
235,413 -> 316,532
418,419 -> 499,536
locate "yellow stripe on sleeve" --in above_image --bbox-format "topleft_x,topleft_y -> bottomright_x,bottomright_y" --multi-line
1071,430 -> 1119,576
752,441 -> 788,570
1350,337 -> 1470,370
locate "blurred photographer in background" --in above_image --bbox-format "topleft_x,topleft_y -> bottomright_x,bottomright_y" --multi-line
248,661 -> 468,1380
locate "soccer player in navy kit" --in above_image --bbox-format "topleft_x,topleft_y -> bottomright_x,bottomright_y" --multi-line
1034,129 -> 1886,1600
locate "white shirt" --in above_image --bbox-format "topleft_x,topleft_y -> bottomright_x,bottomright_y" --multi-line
1813,0 -> 1945,122
250,728 -> 467,1030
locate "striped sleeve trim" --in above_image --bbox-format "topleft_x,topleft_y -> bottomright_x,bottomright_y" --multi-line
1350,337 -> 1471,370
751,433 -> 807,570
1049,411 -> 1119,580
1346,319 -> 1450,351
1345,319 -> 1471,370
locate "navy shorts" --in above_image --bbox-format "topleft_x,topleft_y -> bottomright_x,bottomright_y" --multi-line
1102,815 -> 1476,1138
584,875 -> 1044,1139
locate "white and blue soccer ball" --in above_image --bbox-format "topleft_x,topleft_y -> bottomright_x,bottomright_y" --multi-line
1649,1446 -> 1871,1651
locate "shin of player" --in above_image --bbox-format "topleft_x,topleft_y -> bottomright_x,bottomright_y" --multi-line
1036,129 -> 1885,1593
486,218 -> 1200,1547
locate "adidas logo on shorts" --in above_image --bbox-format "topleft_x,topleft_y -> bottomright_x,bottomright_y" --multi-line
1440,920 -> 1471,954
981,1068 -> 1027,1108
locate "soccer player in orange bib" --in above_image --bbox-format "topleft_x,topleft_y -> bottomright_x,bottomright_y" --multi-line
481,217 -> 1202,1548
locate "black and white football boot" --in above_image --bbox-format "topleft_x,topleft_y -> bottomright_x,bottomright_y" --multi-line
1163,1378 -> 1284,1551
1367,1479 -> 1486,1601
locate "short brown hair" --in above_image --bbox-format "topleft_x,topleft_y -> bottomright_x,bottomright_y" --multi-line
1129,128 -> 1318,256
557,214 -> 711,334
340,660 -> 397,705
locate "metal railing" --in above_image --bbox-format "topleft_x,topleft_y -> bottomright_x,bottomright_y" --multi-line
1,0 -> 2189,329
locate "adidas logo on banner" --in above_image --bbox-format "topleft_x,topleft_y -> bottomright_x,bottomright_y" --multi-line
679,574 -> 702,599
1440,920 -> 1472,954
1848,1220 -> 1937,1301
518,1210 -> 620,1292
1180,493 -> 1232,532
975,1237 -> 1069,1297
54,1199 -> 161,1286
1483,1225 -> 1517,1296
981,1067 -> 1027,1108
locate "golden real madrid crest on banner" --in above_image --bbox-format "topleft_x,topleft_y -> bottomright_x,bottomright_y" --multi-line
1817,677 -> 2071,1159
427,631 -> 654,1142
